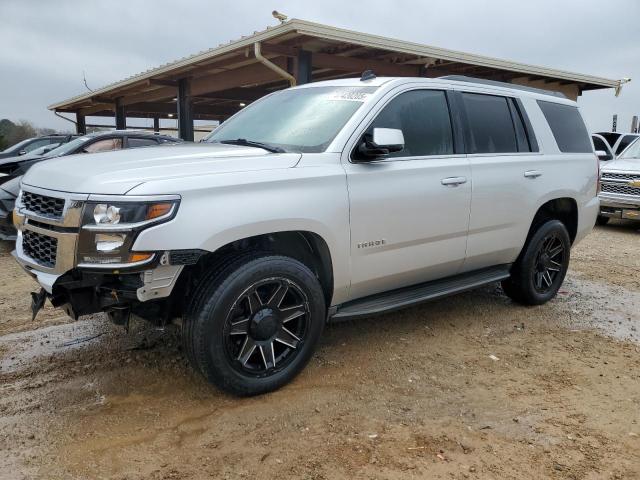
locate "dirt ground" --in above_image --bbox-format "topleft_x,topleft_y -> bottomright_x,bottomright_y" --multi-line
1,222 -> 639,480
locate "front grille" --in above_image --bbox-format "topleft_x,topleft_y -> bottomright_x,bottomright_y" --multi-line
601,172 -> 640,182
22,230 -> 58,268
22,191 -> 65,219
601,183 -> 640,196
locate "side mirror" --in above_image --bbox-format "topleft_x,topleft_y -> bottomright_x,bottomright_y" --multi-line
18,150 -> 26,156
595,150 -> 612,161
355,128 -> 405,160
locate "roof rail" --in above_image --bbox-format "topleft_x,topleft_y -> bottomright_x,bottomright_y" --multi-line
439,75 -> 567,99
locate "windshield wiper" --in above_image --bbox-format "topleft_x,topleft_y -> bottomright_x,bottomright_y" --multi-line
218,138 -> 285,153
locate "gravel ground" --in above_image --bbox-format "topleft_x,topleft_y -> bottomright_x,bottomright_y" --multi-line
0,221 -> 639,479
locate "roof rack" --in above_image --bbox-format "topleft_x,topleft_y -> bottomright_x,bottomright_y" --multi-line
439,75 -> 567,99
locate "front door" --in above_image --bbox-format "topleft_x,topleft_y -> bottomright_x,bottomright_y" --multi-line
343,88 -> 472,300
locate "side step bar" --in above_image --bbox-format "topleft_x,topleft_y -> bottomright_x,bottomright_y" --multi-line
331,264 -> 511,322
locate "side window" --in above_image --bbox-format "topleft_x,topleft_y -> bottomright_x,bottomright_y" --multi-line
128,137 -> 159,148
23,139 -> 50,153
364,89 -> 454,158
615,135 -> 637,155
83,138 -> 123,153
537,101 -> 591,153
462,93 -> 518,154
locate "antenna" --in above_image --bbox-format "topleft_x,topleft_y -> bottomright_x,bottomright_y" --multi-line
82,70 -> 93,92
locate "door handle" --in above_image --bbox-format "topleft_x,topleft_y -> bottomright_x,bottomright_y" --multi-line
524,170 -> 543,179
441,176 -> 467,186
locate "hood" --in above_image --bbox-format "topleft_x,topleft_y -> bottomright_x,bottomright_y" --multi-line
600,157 -> 640,173
0,152 -> 53,175
22,143 -> 302,195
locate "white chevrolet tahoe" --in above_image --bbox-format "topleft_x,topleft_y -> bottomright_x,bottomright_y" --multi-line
12,75 -> 599,395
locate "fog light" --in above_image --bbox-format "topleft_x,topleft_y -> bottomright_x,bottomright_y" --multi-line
95,233 -> 126,252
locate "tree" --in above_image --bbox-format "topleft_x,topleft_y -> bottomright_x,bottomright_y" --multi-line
0,119 -> 37,148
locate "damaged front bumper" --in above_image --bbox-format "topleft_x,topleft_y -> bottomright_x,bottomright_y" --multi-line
12,186 -> 195,323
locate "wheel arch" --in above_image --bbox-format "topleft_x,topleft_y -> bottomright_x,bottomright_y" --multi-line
527,197 -> 578,245
179,229 -> 335,313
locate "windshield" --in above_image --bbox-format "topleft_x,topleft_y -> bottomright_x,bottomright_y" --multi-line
44,136 -> 92,157
2,138 -> 34,154
203,86 -> 377,153
619,137 -> 640,159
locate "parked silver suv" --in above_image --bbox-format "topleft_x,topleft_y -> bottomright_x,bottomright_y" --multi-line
12,75 -> 599,395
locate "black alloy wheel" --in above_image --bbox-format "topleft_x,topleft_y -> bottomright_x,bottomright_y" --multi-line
224,278 -> 310,376
532,233 -> 566,294
502,219 -> 571,306
183,254 -> 325,396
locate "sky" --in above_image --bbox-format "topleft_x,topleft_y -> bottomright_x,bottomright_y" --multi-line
1,0 -> 638,134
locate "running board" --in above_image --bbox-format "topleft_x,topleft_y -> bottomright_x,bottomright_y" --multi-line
331,265 -> 511,321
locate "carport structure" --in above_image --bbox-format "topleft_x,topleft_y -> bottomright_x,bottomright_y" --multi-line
48,19 -> 625,141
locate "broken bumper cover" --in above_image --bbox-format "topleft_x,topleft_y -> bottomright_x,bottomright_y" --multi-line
14,246 -> 185,320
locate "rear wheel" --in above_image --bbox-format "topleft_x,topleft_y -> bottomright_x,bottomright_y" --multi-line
502,220 -> 571,306
183,254 -> 325,396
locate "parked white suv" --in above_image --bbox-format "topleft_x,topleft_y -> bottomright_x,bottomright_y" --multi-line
12,75 -> 599,395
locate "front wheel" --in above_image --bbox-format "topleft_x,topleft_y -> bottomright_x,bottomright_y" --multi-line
502,219 -> 571,306
183,254 -> 325,396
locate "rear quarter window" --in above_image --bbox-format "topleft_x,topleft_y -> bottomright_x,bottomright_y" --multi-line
537,101 -> 591,153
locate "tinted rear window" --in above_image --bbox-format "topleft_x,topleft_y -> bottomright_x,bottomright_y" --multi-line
462,93 -> 517,154
537,101 -> 591,153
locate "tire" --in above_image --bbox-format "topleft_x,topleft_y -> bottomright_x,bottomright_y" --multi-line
501,219 -> 571,306
596,215 -> 610,226
183,253 -> 325,396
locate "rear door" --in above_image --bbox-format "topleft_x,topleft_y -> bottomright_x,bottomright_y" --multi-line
343,87 -> 472,299
457,90 -> 541,271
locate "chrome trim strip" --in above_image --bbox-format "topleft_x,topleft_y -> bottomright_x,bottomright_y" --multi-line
77,254 -> 156,270
87,194 -> 181,202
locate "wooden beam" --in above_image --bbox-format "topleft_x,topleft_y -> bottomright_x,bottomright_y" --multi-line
115,98 -> 126,130
177,78 -> 194,141
125,102 -> 239,116
262,43 -> 418,77
76,112 -> 86,135
190,60 -> 288,96
311,52 -> 419,76
150,78 -> 179,87
79,103 -> 115,116
120,86 -> 176,106
193,87 -> 267,102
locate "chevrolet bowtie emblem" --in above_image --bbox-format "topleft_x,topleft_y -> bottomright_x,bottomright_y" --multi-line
629,180 -> 640,187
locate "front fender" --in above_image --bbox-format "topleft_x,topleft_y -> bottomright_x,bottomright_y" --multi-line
130,164 -> 351,304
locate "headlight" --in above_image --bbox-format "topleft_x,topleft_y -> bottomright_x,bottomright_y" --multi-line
77,197 -> 179,268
